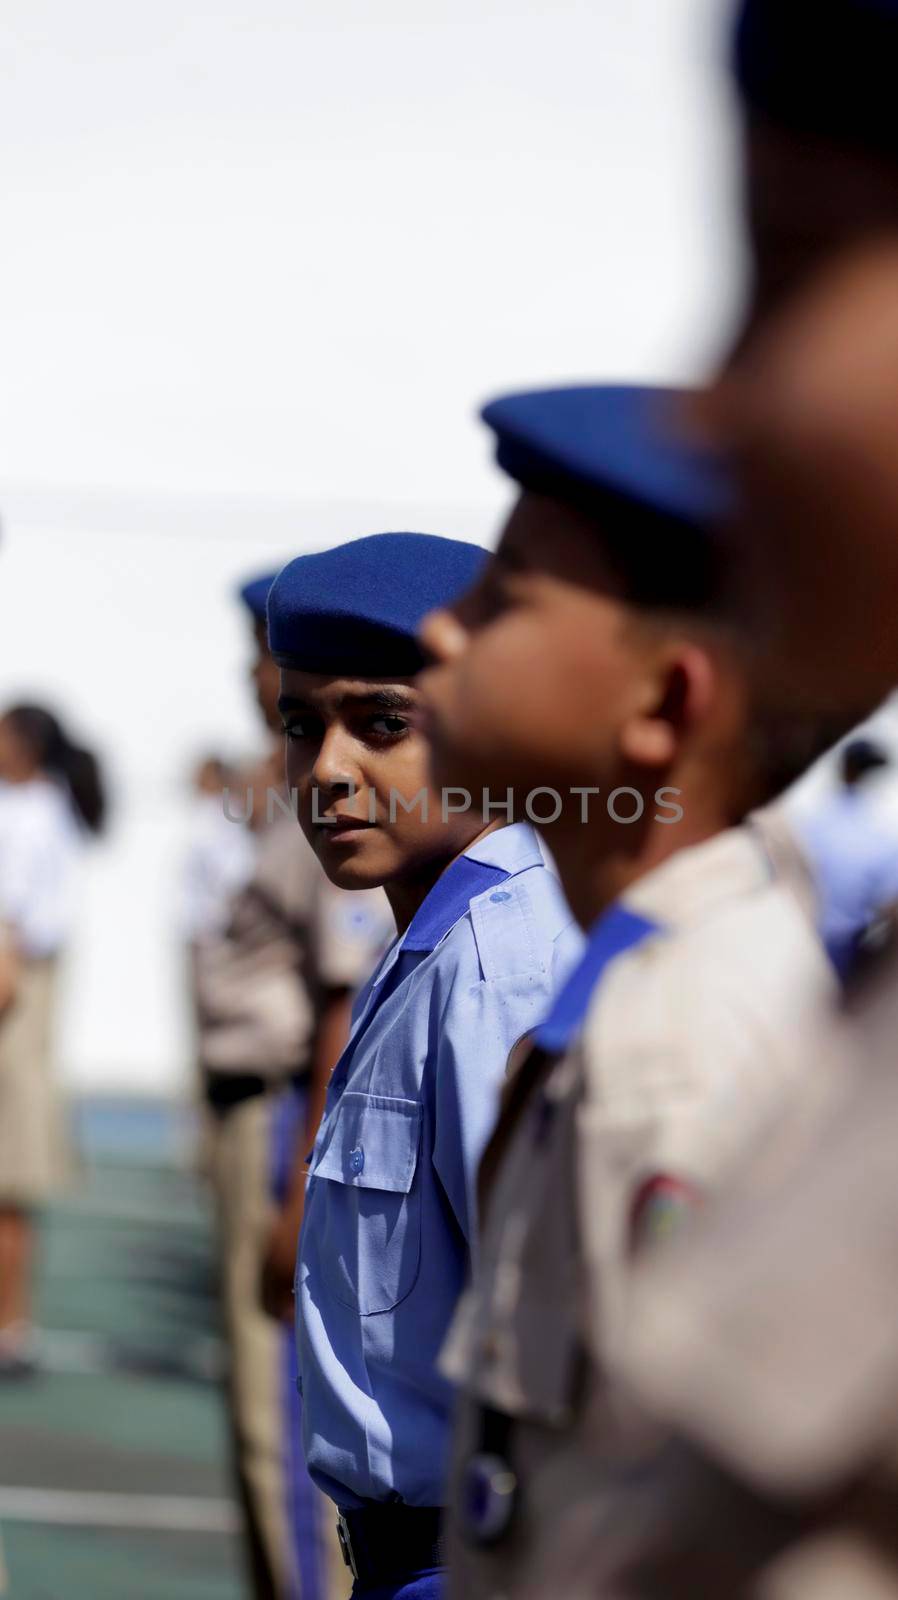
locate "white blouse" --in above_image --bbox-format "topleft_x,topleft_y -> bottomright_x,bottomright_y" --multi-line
0,777 -> 85,958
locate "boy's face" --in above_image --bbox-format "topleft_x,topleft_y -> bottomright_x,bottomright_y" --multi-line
418,493 -> 669,804
278,670 -> 486,890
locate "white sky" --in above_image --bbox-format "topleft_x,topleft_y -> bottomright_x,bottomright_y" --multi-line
0,0 -> 757,1092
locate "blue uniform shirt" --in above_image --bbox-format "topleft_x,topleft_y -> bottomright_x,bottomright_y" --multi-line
296,822 -> 581,1510
796,788 -> 898,968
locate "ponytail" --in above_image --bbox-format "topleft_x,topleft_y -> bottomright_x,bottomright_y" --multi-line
55,741 -> 106,835
4,704 -> 107,835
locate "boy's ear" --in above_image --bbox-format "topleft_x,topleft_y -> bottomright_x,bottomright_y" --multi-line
619,644 -> 716,768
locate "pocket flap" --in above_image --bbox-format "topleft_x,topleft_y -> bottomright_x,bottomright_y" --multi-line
313,1092 -> 422,1194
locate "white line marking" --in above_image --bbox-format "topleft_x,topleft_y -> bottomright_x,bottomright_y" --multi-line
0,1487 -> 240,1534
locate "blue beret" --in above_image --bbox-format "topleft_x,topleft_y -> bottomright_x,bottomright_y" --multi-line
733,0 -> 898,154
267,533 -> 488,676
237,571 -> 278,624
482,385 -> 731,537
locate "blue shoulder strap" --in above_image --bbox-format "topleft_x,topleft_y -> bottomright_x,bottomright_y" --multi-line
534,903 -> 663,1056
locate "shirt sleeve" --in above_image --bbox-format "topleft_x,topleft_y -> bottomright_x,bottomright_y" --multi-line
576,897 -> 835,1368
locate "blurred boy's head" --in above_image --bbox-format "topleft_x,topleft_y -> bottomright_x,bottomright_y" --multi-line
731,0 -> 898,339
709,238 -> 898,712
267,533 -> 489,894
420,386 -> 841,840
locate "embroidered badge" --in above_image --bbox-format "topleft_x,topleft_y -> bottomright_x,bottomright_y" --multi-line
629,1173 -> 702,1256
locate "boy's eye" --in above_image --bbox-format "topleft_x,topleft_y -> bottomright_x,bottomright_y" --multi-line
283,719 -> 320,742
369,715 -> 408,738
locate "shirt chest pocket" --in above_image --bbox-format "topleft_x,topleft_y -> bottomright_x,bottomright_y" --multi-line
311,1092 -> 423,1316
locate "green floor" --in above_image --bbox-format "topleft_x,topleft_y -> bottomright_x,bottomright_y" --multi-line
0,1104 -> 250,1599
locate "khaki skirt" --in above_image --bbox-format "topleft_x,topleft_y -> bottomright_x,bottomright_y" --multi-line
0,958 -> 66,1207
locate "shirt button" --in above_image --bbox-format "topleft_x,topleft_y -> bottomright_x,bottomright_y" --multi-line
490,891 -> 512,904
349,1146 -> 365,1176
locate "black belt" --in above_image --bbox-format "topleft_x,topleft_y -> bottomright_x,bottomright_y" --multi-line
204,1069 -> 306,1115
336,1505 -> 445,1587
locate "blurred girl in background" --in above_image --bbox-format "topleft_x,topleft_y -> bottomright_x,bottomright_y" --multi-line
0,703 -> 106,1376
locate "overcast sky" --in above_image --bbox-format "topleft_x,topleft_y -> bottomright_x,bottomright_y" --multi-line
0,0 -> 758,1092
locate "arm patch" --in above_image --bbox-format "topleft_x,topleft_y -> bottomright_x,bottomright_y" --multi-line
629,1173 -> 703,1257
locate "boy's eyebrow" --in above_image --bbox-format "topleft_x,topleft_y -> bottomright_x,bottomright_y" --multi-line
351,687 -> 417,712
277,694 -> 313,716
277,687 -> 417,717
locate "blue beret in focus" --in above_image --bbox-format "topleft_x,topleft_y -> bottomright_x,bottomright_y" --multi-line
481,385 -> 731,538
238,571 -> 278,624
267,533 -> 488,676
733,0 -> 898,154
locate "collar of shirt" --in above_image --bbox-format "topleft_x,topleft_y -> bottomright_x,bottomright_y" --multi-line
401,854 -> 509,953
532,824 -> 792,1058
372,822 -> 547,971
750,804 -> 821,928
346,822 -> 550,1048
534,904 -> 662,1055
621,823 -> 780,930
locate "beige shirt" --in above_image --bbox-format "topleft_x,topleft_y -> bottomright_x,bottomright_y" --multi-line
192,812 -> 391,1077
588,914 -> 898,1600
443,817 -> 836,1600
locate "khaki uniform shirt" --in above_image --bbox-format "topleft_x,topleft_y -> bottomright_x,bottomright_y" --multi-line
193,811 -> 391,1078
443,818 -> 835,1600
584,910 -> 898,1600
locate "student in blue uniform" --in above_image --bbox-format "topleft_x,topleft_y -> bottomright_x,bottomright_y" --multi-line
265,532 -> 582,1600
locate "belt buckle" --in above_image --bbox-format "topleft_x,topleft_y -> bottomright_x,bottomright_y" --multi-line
336,1514 -> 359,1580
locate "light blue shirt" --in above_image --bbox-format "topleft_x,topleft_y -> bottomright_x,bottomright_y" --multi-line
797,788 -> 898,961
296,822 -> 581,1510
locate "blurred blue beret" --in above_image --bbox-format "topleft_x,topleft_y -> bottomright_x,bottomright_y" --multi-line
267,533 -> 488,676
733,0 -> 898,154
482,385 -> 731,537
237,571 -> 278,624
481,385 -> 731,607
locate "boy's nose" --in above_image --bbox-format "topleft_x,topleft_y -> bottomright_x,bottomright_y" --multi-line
310,725 -> 362,793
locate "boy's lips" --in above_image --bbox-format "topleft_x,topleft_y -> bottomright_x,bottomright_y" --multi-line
315,814 -> 375,839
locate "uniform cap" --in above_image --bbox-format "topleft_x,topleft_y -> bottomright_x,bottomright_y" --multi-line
237,570 -> 278,624
481,385 -> 731,607
267,532 -> 488,676
482,385 -> 731,535
733,0 -> 898,155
